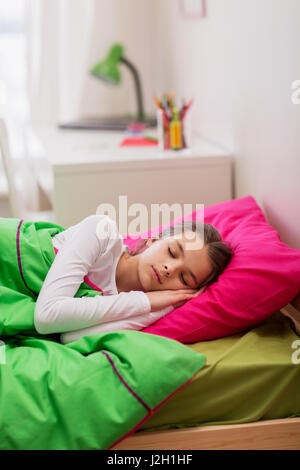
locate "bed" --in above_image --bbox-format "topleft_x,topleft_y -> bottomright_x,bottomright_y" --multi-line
0,203 -> 299,450
113,295 -> 300,450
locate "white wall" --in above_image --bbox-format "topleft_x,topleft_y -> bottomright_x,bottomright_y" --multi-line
154,0 -> 300,249
78,0 -> 157,119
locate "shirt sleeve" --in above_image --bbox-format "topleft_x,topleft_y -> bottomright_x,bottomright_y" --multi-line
34,214 -> 151,335
60,305 -> 175,344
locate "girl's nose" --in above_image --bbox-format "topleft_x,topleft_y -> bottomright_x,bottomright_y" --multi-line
164,260 -> 181,278
164,265 -> 171,276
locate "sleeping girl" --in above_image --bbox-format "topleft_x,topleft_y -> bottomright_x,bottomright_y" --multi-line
33,214 -> 233,344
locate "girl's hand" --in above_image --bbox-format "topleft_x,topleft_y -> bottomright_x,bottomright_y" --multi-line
172,286 -> 207,309
145,286 -> 206,312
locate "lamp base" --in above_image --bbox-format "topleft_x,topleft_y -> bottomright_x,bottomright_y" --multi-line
58,115 -> 156,131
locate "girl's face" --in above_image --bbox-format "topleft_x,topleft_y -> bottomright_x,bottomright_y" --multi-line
137,230 -> 213,291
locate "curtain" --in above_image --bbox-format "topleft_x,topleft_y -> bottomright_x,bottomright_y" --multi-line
24,0 -> 96,125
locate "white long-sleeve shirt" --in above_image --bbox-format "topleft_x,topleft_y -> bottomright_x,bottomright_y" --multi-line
33,214 -> 173,344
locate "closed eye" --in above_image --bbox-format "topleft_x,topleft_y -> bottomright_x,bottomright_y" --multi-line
168,247 -> 188,286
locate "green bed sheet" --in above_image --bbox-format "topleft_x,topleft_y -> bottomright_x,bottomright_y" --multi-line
139,311 -> 300,432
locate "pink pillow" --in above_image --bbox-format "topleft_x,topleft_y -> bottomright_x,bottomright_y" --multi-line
122,196 -> 300,343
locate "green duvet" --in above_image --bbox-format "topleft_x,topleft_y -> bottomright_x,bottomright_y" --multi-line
0,217 -> 206,450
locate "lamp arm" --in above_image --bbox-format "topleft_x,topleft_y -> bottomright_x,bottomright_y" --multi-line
120,56 -> 144,121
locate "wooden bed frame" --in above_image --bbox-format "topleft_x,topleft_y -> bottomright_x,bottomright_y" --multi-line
114,417 -> 300,450
114,292 -> 300,450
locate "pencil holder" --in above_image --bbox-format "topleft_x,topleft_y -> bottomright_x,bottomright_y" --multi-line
156,102 -> 192,151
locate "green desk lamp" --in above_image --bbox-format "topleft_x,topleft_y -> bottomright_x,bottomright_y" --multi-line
59,43 -> 156,131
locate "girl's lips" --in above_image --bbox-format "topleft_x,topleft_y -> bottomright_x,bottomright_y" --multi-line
152,266 -> 162,284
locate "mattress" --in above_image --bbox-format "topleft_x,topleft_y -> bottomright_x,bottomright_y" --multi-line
139,311 -> 300,432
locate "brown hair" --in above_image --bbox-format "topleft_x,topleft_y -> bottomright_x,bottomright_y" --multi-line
129,220 -> 234,288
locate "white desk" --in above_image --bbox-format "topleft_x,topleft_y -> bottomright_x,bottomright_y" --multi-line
29,126 -> 233,229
